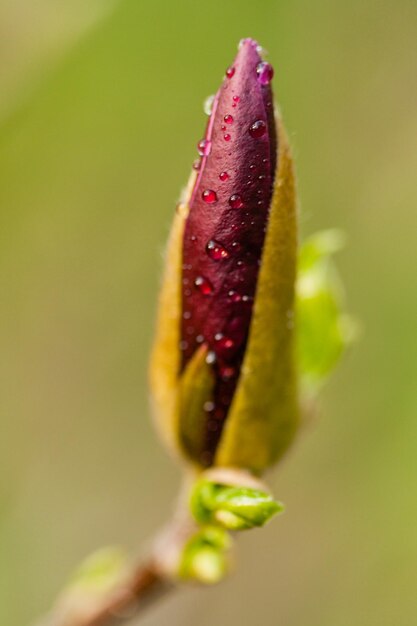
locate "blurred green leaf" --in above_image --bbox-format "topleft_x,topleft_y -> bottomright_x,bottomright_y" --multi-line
296,230 -> 355,390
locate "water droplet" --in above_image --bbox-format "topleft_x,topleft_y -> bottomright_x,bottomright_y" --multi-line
258,174 -> 266,180
192,159 -> 201,170
190,235 -> 197,242
183,311 -> 191,319
239,37 -> 258,50
206,240 -> 229,261
233,95 -> 240,103
214,406 -> 226,420
219,365 -> 237,381
194,275 -> 214,295
219,171 -> 229,181
214,333 -> 235,354
204,401 -> 215,412
228,290 -> 242,303
179,340 -> 188,351
197,138 -> 212,156
224,114 -> 233,124
229,194 -> 244,209
242,295 -> 254,303
207,419 -> 219,432
206,351 -> 216,364
226,66 -> 235,78
256,44 -> 267,56
202,189 -> 218,204
196,334 -> 204,344
204,94 -> 215,116
221,124 -> 226,131
249,120 -> 267,138
224,133 -> 231,142
256,61 -> 274,85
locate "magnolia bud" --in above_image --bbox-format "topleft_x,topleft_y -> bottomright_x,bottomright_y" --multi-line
150,39 -> 298,474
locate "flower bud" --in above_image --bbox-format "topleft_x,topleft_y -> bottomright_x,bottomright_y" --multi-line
150,39 -> 298,474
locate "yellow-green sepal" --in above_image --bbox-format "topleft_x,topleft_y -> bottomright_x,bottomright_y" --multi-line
214,114 -> 299,474
178,345 -> 215,464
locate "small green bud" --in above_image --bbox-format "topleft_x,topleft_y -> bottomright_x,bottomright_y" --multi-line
178,526 -> 231,584
67,546 -> 128,593
190,479 -> 284,531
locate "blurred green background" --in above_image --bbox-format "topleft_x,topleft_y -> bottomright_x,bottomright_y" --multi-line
1,1 -> 416,624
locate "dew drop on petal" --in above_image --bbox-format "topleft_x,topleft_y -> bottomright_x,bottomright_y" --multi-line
192,159 -> 201,170
207,419 -> 219,432
194,275 -> 214,295
228,290 -> 241,303
233,95 -> 240,103
229,194 -> 244,209
206,350 -> 216,364
249,120 -> 266,138
202,189 -> 218,204
224,114 -> 233,124
256,61 -> 274,85
206,239 -> 229,261
204,94 -> 215,116
214,333 -> 235,355
197,138 -> 212,156
219,171 -> 229,181
226,66 -> 235,78
224,133 -> 231,142
219,365 -> 237,381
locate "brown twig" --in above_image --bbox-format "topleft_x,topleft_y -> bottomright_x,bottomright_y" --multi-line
35,557 -> 174,626
35,491 -> 196,626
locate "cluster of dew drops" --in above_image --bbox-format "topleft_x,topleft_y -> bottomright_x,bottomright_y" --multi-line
182,55 -> 275,390
190,56 -> 274,305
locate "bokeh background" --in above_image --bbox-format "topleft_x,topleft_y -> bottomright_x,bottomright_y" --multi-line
1,1 -> 416,624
